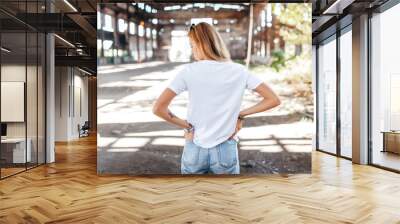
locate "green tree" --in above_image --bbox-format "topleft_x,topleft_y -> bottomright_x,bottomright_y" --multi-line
274,3 -> 312,45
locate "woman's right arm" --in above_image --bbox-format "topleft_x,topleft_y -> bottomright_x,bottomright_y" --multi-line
239,83 -> 281,118
152,88 -> 191,129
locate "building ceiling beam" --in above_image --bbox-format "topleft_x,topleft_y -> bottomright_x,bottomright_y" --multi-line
155,10 -> 247,20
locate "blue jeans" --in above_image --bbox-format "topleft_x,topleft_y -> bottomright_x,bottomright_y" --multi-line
181,139 -> 240,174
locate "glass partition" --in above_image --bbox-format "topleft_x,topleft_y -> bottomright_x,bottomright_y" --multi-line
0,0 -> 46,179
0,31 -> 28,177
339,28 -> 352,158
317,36 -> 337,154
371,4 -> 400,171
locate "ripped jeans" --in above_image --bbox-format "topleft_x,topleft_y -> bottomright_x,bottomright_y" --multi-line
181,139 -> 240,174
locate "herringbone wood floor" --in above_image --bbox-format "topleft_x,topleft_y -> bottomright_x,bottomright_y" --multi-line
0,135 -> 399,224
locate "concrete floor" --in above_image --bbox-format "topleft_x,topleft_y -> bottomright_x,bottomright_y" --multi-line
97,62 -> 312,174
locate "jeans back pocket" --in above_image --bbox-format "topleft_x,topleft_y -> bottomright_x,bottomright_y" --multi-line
182,141 -> 200,166
217,139 -> 238,168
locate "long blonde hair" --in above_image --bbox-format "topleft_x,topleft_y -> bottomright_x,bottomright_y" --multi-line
188,22 -> 231,61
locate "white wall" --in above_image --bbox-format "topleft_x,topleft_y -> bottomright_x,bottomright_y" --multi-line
55,66 -> 69,141
1,65 -> 26,138
71,73 -> 89,138
55,67 -> 89,141
1,65 -> 38,138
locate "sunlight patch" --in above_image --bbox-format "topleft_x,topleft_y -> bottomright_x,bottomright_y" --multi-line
112,137 -> 150,148
125,130 -> 183,137
98,137 -> 117,147
239,145 -> 283,153
108,148 -> 139,152
151,137 -> 185,147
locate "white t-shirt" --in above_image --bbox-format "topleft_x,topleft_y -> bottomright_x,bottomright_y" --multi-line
168,60 -> 263,148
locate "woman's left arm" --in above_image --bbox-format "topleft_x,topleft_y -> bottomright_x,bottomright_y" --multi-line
152,88 -> 191,129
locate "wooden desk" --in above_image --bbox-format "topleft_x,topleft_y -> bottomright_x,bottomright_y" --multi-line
381,131 -> 400,154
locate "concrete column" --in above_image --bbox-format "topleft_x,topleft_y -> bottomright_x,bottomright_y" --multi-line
352,14 -> 369,164
46,33 -> 55,163
88,77 -> 97,132
100,5 -> 105,58
136,22 -> 140,62
113,13 -> 119,64
144,25 -> 148,61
